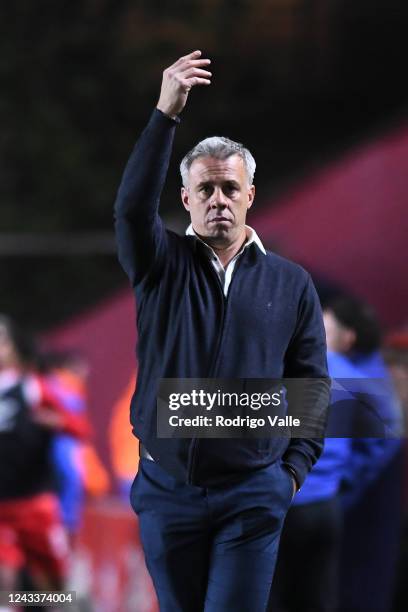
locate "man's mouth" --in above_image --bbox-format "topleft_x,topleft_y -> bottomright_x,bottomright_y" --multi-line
209,216 -> 231,223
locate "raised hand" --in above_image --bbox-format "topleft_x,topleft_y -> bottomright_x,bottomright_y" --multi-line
156,50 -> 212,119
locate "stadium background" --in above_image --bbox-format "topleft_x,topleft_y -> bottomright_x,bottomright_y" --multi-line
1,1 -> 408,610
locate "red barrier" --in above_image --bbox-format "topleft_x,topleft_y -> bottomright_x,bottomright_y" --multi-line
252,123 -> 408,327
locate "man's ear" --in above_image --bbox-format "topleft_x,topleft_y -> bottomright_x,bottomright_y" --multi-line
181,187 -> 190,211
247,185 -> 255,209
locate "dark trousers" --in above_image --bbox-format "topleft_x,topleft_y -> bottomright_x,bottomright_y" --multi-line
268,496 -> 342,612
130,457 -> 294,612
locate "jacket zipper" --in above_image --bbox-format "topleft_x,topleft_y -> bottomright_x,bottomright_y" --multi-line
187,255 -> 244,484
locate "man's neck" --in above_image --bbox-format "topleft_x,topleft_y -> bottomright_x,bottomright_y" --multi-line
204,230 -> 247,268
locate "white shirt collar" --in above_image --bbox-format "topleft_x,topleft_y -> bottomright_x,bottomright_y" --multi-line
185,224 -> 266,255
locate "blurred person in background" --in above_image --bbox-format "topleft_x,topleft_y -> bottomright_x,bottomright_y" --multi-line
268,342 -> 363,612
40,350 -> 110,542
0,315 -> 90,603
383,330 -> 408,429
268,294 -> 402,612
324,297 -> 402,502
114,50 -> 329,611
383,329 -> 408,612
109,374 -> 139,499
325,297 -> 403,612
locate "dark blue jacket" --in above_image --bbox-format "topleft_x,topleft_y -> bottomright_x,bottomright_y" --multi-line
114,109 -> 329,487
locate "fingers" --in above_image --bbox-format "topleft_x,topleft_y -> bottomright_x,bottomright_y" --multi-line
181,67 -> 212,90
183,67 -> 212,79
158,50 -> 212,118
179,59 -> 212,71
177,49 -> 204,62
164,51 -> 212,93
172,50 -> 211,71
183,77 -> 211,91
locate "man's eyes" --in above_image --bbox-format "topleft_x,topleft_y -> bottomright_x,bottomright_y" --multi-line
198,185 -> 239,194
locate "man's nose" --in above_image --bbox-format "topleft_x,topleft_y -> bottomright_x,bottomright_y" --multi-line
210,188 -> 228,208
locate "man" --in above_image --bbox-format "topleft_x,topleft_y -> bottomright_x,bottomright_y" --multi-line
114,50 -> 329,611
269,298 -> 380,612
324,296 -> 402,612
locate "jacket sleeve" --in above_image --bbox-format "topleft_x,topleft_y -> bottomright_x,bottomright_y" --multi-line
114,109 -> 179,286
282,273 -> 330,488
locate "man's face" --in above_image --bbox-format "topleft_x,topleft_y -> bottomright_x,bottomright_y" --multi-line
323,310 -> 355,354
181,155 -> 255,245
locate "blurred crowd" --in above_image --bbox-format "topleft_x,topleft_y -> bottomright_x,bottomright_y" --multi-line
1,288 -> 408,612
0,316 -> 109,610
268,293 -> 407,612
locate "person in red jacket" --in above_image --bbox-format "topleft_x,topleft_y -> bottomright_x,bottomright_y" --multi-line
0,314 -> 90,594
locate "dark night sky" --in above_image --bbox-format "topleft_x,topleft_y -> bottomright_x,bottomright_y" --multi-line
1,0 -> 408,330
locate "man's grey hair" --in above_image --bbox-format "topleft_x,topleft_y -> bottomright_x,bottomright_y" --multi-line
180,136 -> 256,187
